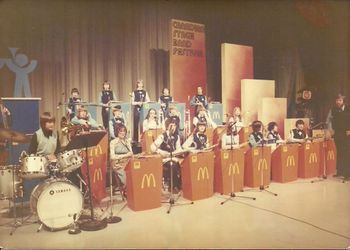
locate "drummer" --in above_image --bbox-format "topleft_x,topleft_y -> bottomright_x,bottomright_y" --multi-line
110,124 -> 133,189
28,112 -> 60,160
71,106 -> 101,130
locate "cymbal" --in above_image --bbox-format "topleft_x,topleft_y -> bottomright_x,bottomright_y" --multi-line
0,128 -> 31,143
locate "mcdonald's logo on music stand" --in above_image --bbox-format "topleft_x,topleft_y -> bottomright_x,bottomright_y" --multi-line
141,174 -> 156,189
197,167 -> 209,180
212,111 -> 221,120
309,153 -> 318,164
228,162 -> 240,176
257,159 -> 268,171
286,156 -> 295,167
327,150 -> 335,160
93,168 -> 103,183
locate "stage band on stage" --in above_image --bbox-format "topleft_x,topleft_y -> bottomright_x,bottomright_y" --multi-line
0,82 -> 349,231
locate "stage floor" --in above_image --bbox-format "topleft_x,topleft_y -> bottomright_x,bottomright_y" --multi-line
0,177 -> 349,249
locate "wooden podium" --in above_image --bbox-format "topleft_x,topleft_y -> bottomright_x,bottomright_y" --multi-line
317,140 -> 337,176
298,142 -> 320,178
125,156 -> 162,211
244,147 -> 271,187
214,148 -> 245,194
181,151 -> 215,201
205,127 -> 214,145
141,128 -> 163,154
271,144 -> 299,183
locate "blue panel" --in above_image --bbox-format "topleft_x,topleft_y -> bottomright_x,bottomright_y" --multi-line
208,102 -> 223,126
3,98 -> 40,134
87,105 -> 97,121
140,102 -> 161,126
8,143 -> 29,165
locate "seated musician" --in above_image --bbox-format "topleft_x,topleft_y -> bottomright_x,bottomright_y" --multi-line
28,112 -> 60,160
248,120 -> 266,147
288,119 -> 309,143
67,88 -> 81,121
109,105 -> 126,138
232,106 -> 244,132
183,121 -> 209,150
71,106 -> 101,130
0,100 -> 12,129
221,116 -> 240,150
151,119 -> 183,193
110,124 -> 133,188
165,105 -> 181,135
193,106 -> 217,129
267,121 -> 284,145
142,108 -> 162,132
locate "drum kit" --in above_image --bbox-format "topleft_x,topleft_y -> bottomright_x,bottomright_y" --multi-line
0,127 -> 85,234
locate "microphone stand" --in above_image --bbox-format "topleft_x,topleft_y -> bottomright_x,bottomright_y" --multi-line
105,102 -> 122,224
258,137 -> 278,196
162,133 -> 193,214
221,125 -> 256,205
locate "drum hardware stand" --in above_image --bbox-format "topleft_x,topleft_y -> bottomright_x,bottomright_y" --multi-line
7,136 -> 24,235
221,129 -> 256,205
162,136 -> 193,214
68,213 -> 81,234
311,135 -> 328,183
106,102 -> 122,224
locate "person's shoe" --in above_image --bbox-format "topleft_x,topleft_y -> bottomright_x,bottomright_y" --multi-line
343,176 -> 350,181
333,174 -> 341,177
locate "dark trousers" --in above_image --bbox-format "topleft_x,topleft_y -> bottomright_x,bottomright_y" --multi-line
102,108 -> 109,129
163,160 -> 181,190
334,136 -> 350,177
133,107 -> 140,142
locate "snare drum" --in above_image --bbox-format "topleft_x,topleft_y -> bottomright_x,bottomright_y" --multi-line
57,150 -> 84,173
21,155 -> 49,179
30,178 -> 83,230
0,165 -> 22,200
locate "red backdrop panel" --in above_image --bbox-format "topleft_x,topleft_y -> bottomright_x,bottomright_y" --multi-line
170,19 -> 207,106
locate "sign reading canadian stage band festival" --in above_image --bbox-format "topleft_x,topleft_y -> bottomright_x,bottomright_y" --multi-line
170,19 -> 207,105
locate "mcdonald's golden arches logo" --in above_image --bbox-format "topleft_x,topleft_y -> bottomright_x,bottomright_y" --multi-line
286,155 -> 295,167
197,167 -> 209,180
327,150 -> 335,160
228,162 -> 240,176
308,153 -> 318,164
141,174 -> 156,189
88,144 -> 103,165
212,111 -> 221,120
257,159 -> 268,171
93,168 -> 103,183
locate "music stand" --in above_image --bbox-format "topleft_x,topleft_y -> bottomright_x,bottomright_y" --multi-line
66,131 -> 108,231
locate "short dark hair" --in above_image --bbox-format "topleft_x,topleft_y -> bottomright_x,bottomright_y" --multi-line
252,120 -> 262,132
267,122 -> 277,132
114,124 -> 127,138
40,112 -> 55,129
295,119 -> 304,127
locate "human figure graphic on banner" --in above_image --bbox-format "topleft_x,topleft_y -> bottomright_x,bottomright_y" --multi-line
2,48 -> 37,97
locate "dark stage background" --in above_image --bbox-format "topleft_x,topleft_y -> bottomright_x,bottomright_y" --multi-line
0,0 -> 349,123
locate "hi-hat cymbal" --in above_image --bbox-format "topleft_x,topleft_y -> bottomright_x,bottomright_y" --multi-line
0,128 -> 31,143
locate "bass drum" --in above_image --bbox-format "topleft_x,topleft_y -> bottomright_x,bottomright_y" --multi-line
30,178 -> 83,230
